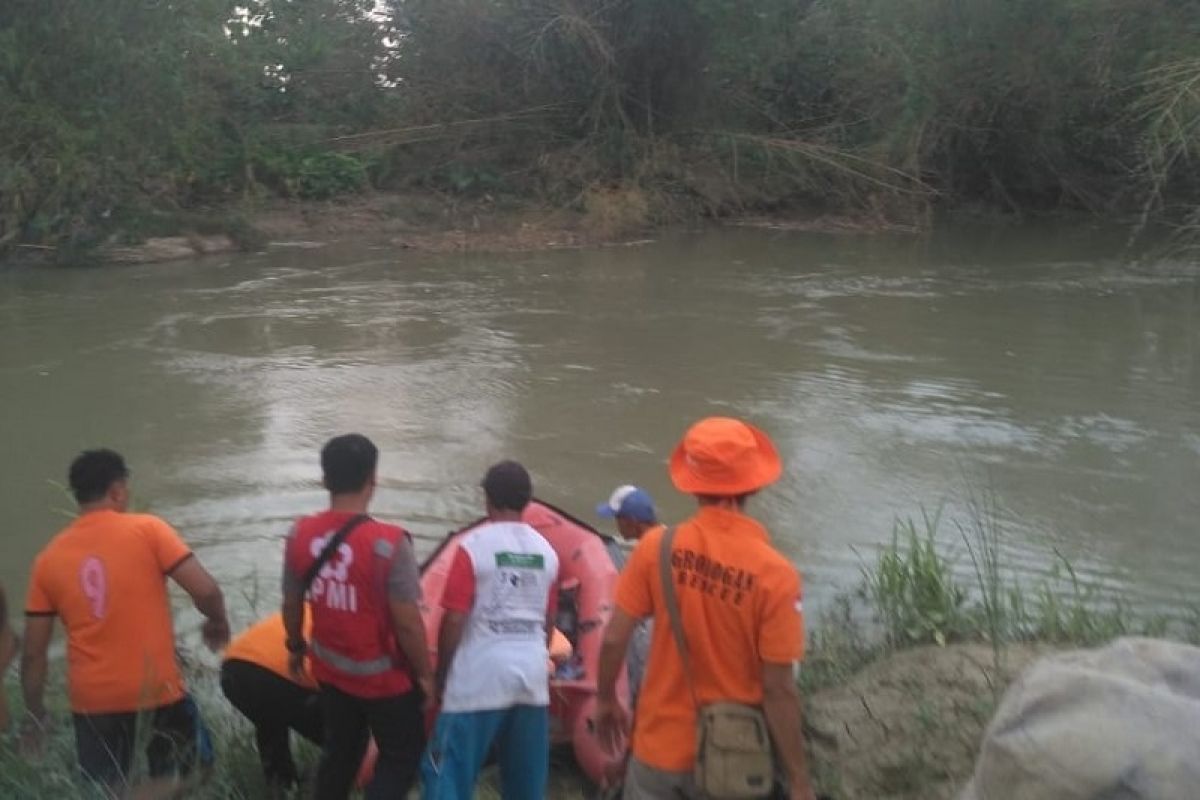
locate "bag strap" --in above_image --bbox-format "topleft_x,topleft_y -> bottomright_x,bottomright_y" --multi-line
300,513 -> 369,595
659,526 -> 700,708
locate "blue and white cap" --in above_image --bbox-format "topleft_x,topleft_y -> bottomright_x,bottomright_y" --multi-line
596,485 -> 657,523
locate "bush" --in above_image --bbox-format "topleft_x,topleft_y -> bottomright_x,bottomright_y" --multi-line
860,511 -> 969,648
247,147 -> 370,200
296,153 -> 369,200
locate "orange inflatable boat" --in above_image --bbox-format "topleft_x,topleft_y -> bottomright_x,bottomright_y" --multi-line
420,499 -> 632,784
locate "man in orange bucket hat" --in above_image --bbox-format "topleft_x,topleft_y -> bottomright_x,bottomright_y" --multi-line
596,417 -> 817,800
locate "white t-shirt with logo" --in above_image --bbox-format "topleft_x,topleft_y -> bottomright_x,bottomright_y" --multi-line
439,521 -> 560,713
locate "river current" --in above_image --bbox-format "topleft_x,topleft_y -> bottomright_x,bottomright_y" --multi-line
2,225 -> 1197,630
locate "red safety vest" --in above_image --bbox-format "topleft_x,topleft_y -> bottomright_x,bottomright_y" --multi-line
286,511 -> 414,698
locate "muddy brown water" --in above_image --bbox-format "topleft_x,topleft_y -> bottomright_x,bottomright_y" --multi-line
2,225 -> 1198,637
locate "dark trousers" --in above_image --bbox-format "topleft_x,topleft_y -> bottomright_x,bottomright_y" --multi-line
72,697 -> 204,790
317,682 -> 425,800
220,659 -> 323,788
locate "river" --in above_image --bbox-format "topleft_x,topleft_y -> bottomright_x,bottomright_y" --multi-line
1,225 -> 1198,631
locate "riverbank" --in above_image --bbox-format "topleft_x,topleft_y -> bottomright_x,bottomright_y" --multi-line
4,509 -> 1196,799
0,640 -> 1103,800
0,642 -> 1046,799
4,189 -> 928,268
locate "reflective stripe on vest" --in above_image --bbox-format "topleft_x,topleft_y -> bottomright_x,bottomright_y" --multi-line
311,640 -> 393,677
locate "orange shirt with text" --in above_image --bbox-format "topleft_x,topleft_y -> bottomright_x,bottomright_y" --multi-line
614,505 -> 804,772
224,610 -> 318,690
25,510 -> 192,714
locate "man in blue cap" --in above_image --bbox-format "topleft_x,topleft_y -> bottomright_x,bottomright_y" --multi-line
596,486 -> 662,710
596,485 -> 662,552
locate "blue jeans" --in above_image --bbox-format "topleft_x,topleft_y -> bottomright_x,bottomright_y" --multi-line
421,705 -> 549,800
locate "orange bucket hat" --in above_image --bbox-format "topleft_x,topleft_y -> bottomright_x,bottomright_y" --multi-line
669,417 -> 782,496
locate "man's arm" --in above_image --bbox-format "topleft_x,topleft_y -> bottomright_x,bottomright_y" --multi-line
762,662 -> 817,800
19,615 -> 54,738
390,599 -> 433,694
433,608 -> 466,700
281,564 -> 307,680
594,607 -> 637,754
169,556 -> 230,651
385,536 -> 433,695
545,582 -> 559,648
597,608 -> 636,703
431,544 -> 476,700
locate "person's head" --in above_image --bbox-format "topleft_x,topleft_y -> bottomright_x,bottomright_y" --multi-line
69,449 -> 131,511
482,460 -> 532,518
596,485 -> 658,540
321,434 -> 378,497
668,417 -> 781,507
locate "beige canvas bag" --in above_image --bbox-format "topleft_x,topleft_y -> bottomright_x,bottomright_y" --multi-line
660,528 -> 774,799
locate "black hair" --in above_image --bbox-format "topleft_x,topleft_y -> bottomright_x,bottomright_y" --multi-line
69,449 -> 130,505
482,460 -> 533,512
696,492 -> 755,507
321,434 -> 378,495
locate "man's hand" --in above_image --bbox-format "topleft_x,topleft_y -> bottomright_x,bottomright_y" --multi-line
601,751 -> 630,790
789,785 -> 819,800
416,674 -> 436,712
170,557 -> 229,652
18,713 -> 48,759
288,651 -> 307,681
593,695 -> 630,756
201,617 -> 230,652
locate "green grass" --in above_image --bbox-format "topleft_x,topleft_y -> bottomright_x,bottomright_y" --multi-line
852,499 -> 1197,657
859,509 -> 969,649
0,672 -> 294,799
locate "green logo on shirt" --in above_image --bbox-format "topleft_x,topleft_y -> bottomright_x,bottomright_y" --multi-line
496,552 -> 544,569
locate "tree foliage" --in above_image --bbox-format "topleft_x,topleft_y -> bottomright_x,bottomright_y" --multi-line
2,0 -> 1200,254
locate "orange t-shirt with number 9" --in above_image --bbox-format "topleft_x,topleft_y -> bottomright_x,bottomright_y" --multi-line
25,509 -> 193,714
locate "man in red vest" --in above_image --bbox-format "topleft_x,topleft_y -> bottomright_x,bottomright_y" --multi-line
282,433 -> 433,800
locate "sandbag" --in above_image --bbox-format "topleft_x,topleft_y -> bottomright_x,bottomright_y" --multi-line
960,637 -> 1200,800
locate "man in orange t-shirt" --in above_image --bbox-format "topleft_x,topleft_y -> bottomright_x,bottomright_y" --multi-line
20,449 -> 230,793
596,418 -> 817,800
221,610 -> 322,792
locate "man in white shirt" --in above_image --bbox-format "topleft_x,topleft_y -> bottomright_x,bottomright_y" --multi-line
422,461 -> 560,800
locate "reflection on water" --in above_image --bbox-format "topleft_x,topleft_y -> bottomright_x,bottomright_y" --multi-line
1,225 -> 1198,629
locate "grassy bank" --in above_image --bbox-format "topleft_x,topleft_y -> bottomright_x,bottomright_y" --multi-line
4,1 -> 1200,262
801,503 -> 1200,799
3,502 -> 1197,798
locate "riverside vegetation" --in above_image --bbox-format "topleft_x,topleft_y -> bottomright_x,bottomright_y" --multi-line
3,0 -> 1200,261
3,499 -> 1197,798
